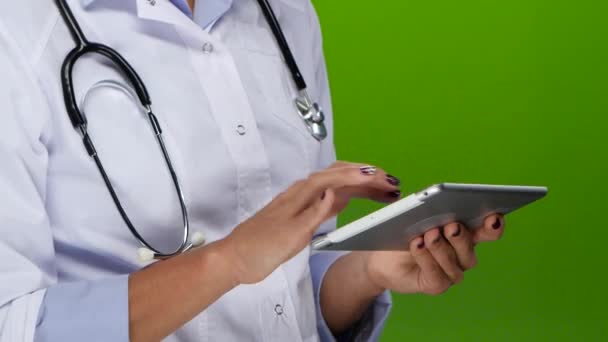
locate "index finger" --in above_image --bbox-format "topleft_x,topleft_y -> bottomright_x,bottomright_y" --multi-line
289,165 -> 380,210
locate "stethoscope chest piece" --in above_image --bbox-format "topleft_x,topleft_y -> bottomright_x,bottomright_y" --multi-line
295,91 -> 327,141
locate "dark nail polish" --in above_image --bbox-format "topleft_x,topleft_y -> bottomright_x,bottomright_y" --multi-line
360,166 -> 377,175
388,190 -> 401,198
452,224 -> 461,237
386,175 -> 401,186
417,240 -> 425,249
492,217 -> 502,229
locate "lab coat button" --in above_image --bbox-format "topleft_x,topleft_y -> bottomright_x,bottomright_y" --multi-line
274,304 -> 284,316
202,42 -> 214,54
236,125 -> 247,135
147,0 -> 156,6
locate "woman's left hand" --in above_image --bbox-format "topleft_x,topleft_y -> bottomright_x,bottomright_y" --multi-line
361,214 -> 505,295
325,161 -> 506,296
317,161 -> 506,334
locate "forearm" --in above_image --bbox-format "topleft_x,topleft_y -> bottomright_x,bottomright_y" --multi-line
319,252 -> 385,334
128,240 -> 237,342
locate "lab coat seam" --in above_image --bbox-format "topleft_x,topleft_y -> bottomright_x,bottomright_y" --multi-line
175,27 -> 275,224
197,308 -> 209,341
30,13 -> 60,69
238,41 -> 313,143
275,55 -> 316,173
276,0 -> 306,13
234,9 -> 320,170
14,288 -> 47,342
0,21 -> 55,155
28,289 -> 48,341
258,298 -> 268,342
32,16 -> 63,151
171,25 -> 248,227
276,267 -> 306,342
64,0 -> 123,49
239,1 -> 320,177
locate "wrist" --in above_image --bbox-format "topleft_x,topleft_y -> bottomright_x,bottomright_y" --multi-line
348,252 -> 386,298
197,239 -> 242,289
356,252 -> 387,297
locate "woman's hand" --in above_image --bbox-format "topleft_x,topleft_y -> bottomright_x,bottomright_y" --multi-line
362,215 -> 506,295
317,161 -> 507,296
128,161 -> 397,342
318,212 -> 505,335
322,161 -> 402,217
219,163 -> 400,285
303,161 -> 507,334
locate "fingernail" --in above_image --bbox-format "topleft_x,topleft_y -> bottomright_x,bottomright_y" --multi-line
388,190 -> 401,198
386,175 -> 401,186
417,240 -> 425,249
452,224 -> 461,237
432,235 -> 441,244
492,217 -> 502,229
360,165 -> 377,175
321,191 -> 326,200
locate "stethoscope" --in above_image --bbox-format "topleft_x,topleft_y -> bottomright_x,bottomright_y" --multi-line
54,0 -> 327,262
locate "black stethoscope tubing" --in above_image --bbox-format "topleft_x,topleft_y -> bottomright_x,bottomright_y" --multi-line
256,0 -> 307,91
54,0 -> 318,260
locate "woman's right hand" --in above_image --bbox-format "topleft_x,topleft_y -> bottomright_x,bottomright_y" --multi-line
128,163 -> 398,341
218,164 -> 397,285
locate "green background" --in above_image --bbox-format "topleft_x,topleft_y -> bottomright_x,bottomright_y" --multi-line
312,0 -> 607,341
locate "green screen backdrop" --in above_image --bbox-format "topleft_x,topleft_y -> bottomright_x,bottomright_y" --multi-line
311,0 -> 607,341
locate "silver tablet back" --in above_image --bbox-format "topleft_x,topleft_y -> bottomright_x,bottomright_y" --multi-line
314,183 -> 547,251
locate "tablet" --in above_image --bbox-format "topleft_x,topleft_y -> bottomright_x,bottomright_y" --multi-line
311,183 -> 548,251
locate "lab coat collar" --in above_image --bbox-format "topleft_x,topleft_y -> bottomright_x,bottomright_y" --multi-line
80,0 -> 97,7
80,0 -> 288,28
80,0 -> 198,28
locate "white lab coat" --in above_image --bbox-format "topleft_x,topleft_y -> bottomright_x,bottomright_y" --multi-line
0,0 -> 343,340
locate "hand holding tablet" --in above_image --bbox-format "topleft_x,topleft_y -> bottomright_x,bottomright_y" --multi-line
311,164 -> 548,303
313,183 -> 547,251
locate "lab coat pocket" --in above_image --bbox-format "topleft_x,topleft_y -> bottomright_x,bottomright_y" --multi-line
239,33 -> 321,175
